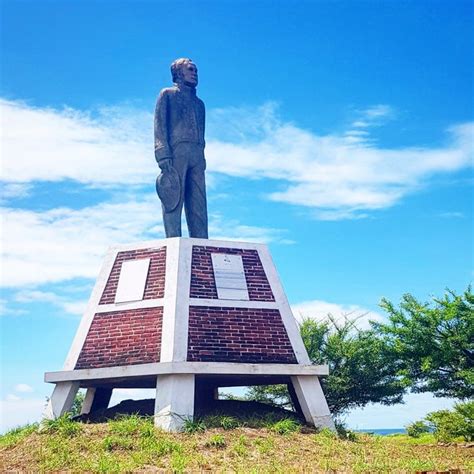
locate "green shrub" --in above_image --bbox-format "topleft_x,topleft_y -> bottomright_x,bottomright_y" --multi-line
70,390 -> 86,417
182,417 -> 206,433
103,435 -> 134,451
0,423 -> 39,448
151,438 -> 182,456
219,415 -> 240,430
41,414 -> 81,437
202,414 -> 241,429
205,433 -> 226,448
335,421 -> 358,441
170,451 -> 188,473
270,418 -> 301,435
406,420 -> 431,438
233,434 -> 249,456
426,401 -> 474,442
109,414 -> 153,436
316,427 -> 338,439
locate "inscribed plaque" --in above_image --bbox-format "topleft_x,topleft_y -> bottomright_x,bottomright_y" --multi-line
115,258 -> 151,303
211,254 -> 249,300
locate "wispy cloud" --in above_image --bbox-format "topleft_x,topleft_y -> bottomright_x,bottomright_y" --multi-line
1,196 -> 162,288
0,183 -> 32,201
2,98 -> 472,222
2,196 -> 288,289
14,384 -> 34,393
208,105 -> 472,220
5,394 -> 21,401
438,211 -> 465,219
291,299 -> 384,330
351,104 -> 395,127
14,290 -> 88,316
1,99 -> 155,185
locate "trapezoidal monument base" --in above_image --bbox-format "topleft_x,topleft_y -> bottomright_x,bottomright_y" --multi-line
44,237 -> 334,431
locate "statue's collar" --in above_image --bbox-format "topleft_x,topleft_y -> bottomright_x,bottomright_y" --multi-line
175,83 -> 197,96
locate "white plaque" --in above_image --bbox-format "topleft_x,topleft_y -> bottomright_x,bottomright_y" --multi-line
115,258 -> 151,303
211,253 -> 249,301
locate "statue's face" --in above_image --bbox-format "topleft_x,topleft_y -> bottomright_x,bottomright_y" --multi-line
181,62 -> 198,87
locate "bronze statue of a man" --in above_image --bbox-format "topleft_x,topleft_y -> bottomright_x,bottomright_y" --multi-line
154,58 -> 208,238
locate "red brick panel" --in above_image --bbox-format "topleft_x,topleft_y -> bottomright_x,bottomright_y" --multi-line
100,247 -> 166,304
187,306 -> 296,363
190,246 -> 275,301
75,307 -> 163,369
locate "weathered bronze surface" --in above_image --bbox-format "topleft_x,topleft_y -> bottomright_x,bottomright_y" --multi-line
154,58 -> 208,238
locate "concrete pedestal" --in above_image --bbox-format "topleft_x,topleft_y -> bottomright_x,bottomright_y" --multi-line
45,238 -> 334,431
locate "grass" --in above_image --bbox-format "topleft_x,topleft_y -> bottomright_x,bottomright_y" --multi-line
1,415 -> 473,472
270,418 -> 301,434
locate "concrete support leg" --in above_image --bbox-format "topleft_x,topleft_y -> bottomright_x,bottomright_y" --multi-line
154,374 -> 195,432
287,381 -> 304,420
44,381 -> 80,419
81,387 -> 113,415
290,375 -> 335,430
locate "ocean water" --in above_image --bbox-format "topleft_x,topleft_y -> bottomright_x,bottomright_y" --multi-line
356,428 -> 406,435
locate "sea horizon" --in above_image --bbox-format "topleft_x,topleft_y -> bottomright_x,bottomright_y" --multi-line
355,428 -> 406,435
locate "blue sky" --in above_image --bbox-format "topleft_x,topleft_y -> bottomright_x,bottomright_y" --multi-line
1,0 -> 472,432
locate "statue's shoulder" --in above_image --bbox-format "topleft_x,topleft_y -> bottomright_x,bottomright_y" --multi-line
159,86 -> 178,98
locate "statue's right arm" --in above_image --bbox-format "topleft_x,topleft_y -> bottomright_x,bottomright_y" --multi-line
154,90 -> 172,164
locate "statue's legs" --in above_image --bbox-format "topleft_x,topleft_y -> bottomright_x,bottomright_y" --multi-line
185,156 -> 208,239
162,143 -> 208,239
161,145 -> 188,238
162,204 -> 183,237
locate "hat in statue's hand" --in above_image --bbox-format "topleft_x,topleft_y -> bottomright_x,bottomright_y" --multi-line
156,166 -> 181,212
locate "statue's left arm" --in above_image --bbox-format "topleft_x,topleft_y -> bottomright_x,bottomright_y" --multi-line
199,98 -> 206,148
154,89 -> 172,165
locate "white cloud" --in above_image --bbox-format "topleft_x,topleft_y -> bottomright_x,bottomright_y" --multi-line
14,290 -> 87,316
2,197 -> 287,288
2,98 -> 472,220
439,211 -> 464,219
0,398 -> 45,433
1,196 -> 163,287
206,105 -> 472,219
0,183 -> 32,201
6,394 -> 21,401
61,300 -> 88,315
1,99 -> 155,185
14,384 -> 34,393
291,299 -> 384,330
349,104 -> 395,132
209,214 -> 294,245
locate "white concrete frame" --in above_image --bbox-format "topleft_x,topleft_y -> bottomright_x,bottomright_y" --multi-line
45,362 -> 329,383
45,237 -> 334,431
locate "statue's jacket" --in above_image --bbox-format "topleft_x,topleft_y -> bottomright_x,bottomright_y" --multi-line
154,84 -> 205,162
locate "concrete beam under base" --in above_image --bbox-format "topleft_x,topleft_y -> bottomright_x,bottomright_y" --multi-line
45,362 -> 329,384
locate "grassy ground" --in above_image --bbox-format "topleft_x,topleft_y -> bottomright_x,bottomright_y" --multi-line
1,415 -> 473,473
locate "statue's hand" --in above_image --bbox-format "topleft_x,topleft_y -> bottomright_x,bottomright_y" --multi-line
159,159 -> 172,172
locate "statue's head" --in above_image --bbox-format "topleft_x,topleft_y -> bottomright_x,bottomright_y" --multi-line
171,58 -> 198,87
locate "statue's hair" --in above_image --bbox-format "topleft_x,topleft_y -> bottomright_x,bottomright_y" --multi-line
171,58 -> 194,83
